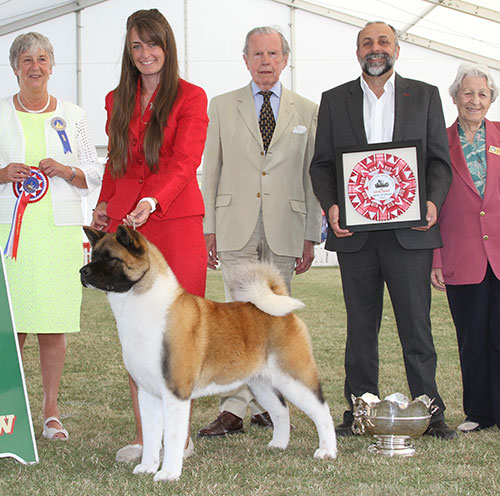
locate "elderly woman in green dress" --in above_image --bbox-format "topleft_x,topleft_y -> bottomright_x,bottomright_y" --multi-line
0,32 -> 102,440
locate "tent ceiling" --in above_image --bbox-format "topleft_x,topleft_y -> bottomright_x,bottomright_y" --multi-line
1,0 -> 499,69
272,0 -> 500,69
0,0 -> 107,35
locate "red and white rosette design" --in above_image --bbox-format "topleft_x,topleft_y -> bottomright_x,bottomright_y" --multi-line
348,152 -> 416,222
4,168 -> 48,260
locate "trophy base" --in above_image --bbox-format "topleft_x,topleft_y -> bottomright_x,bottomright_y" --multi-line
368,435 -> 416,457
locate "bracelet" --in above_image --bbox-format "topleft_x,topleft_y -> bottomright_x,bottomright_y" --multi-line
68,166 -> 76,182
139,197 -> 157,213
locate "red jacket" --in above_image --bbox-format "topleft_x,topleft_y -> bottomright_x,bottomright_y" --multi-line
433,118 -> 500,284
98,78 -> 208,228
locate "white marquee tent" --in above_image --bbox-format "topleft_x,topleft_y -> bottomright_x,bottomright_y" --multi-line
1,0 -> 499,150
1,0 -> 499,263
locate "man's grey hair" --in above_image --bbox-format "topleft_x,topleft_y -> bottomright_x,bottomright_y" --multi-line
243,26 -> 290,57
356,21 -> 399,49
9,32 -> 55,70
448,62 -> 498,103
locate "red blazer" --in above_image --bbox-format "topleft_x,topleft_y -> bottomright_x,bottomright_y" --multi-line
98,78 -> 208,228
433,118 -> 500,284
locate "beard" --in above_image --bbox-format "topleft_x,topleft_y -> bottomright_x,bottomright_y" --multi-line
359,51 -> 397,77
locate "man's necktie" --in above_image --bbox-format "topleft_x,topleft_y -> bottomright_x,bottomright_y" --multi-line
258,91 -> 276,153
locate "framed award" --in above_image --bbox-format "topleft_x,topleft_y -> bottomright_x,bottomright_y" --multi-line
336,140 -> 426,231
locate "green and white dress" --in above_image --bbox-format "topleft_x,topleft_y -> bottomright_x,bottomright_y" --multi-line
0,99 -> 102,334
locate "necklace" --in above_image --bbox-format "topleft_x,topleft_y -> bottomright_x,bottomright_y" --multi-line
16,93 -> 51,113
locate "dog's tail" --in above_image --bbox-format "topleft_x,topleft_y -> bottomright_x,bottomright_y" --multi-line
228,262 -> 305,316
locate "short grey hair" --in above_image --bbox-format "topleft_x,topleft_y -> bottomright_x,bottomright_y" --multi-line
243,26 -> 290,57
356,21 -> 399,49
9,32 -> 55,70
449,62 -> 498,103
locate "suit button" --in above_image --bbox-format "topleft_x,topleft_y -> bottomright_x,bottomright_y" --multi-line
139,179 -> 143,184
260,151 -> 265,156
256,192 -> 261,198
262,172 -> 267,176
483,235 -> 489,241
480,211 -> 486,216
138,158 -> 143,164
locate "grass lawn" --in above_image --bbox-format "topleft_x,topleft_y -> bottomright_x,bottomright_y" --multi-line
1,267 -> 498,495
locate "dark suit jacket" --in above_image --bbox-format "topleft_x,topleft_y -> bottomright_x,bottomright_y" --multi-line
310,73 -> 452,252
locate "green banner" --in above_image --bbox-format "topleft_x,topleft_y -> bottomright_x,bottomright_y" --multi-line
0,249 -> 38,464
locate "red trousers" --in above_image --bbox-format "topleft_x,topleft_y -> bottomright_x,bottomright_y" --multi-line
108,215 -> 207,297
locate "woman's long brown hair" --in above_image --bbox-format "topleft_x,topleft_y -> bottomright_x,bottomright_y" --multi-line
107,9 -> 179,177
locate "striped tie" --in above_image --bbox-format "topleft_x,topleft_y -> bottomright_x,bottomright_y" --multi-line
258,91 -> 275,153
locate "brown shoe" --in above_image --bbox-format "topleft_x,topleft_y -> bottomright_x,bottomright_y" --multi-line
250,412 -> 296,430
197,411 -> 244,437
250,412 -> 273,428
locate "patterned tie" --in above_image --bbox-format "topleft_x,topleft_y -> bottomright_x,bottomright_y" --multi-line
258,91 -> 276,153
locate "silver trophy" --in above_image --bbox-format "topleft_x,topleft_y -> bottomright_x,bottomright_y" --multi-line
352,393 -> 438,457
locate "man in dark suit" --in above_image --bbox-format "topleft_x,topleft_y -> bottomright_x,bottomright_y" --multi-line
310,21 -> 456,439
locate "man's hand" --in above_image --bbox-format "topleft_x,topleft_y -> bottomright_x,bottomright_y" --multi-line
412,201 -> 437,231
295,240 -> 315,275
205,233 -> 218,269
328,204 -> 352,238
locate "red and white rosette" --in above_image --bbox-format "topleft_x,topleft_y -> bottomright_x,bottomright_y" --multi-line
4,168 -> 48,260
348,152 -> 416,222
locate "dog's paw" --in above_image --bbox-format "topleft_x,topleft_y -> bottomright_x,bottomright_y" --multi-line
267,440 -> 287,450
133,462 -> 159,475
153,469 -> 181,482
313,447 -> 337,460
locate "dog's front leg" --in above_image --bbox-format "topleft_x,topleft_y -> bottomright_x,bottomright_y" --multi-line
153,394 -> 190,482
132,387 -> 163,475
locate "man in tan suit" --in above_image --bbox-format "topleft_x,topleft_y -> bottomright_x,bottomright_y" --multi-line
199,26 -> 321,437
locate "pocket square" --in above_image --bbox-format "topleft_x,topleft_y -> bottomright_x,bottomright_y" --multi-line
292,125 -> 307,134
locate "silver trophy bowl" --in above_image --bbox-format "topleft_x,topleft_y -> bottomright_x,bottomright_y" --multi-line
352,393 -> 438,457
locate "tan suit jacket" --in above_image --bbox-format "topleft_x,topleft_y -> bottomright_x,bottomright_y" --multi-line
202,83 -> 321,258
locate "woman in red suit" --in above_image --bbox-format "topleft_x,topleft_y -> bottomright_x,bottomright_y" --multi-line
91,9 -> 208,461
431,63 -> 500,433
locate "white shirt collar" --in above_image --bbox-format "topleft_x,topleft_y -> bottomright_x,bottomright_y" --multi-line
360,72 -> 396,98
251,80 -> 282,98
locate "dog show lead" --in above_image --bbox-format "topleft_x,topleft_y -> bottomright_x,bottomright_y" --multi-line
90,9 -> 209,463
81,226 -> 337,481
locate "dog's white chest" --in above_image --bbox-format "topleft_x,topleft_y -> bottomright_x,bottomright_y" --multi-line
107,277 -> 175,395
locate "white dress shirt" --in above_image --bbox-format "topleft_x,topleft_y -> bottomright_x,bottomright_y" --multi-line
360,73 -> 395,144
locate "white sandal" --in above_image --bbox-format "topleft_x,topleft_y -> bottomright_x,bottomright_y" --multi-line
115,437 -> 195,463
42,417 -> 69,441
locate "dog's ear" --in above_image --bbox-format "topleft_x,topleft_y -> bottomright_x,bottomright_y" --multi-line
116,225 -> 145,256
83,226 -> 105,247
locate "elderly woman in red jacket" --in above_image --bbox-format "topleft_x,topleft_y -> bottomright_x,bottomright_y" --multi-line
91,9 -> 208,460
431,62 -> 500,433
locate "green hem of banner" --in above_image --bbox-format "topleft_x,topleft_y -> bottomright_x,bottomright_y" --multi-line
0,452 -> 38,465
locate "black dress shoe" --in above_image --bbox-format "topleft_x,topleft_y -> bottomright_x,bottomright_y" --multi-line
424,420 -> 457,440
250,412 -> 273,428
197,411 -> 244,437
335,419 -> 355,437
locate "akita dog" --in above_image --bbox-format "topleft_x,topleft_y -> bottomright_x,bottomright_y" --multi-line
80,225 -> 336,481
